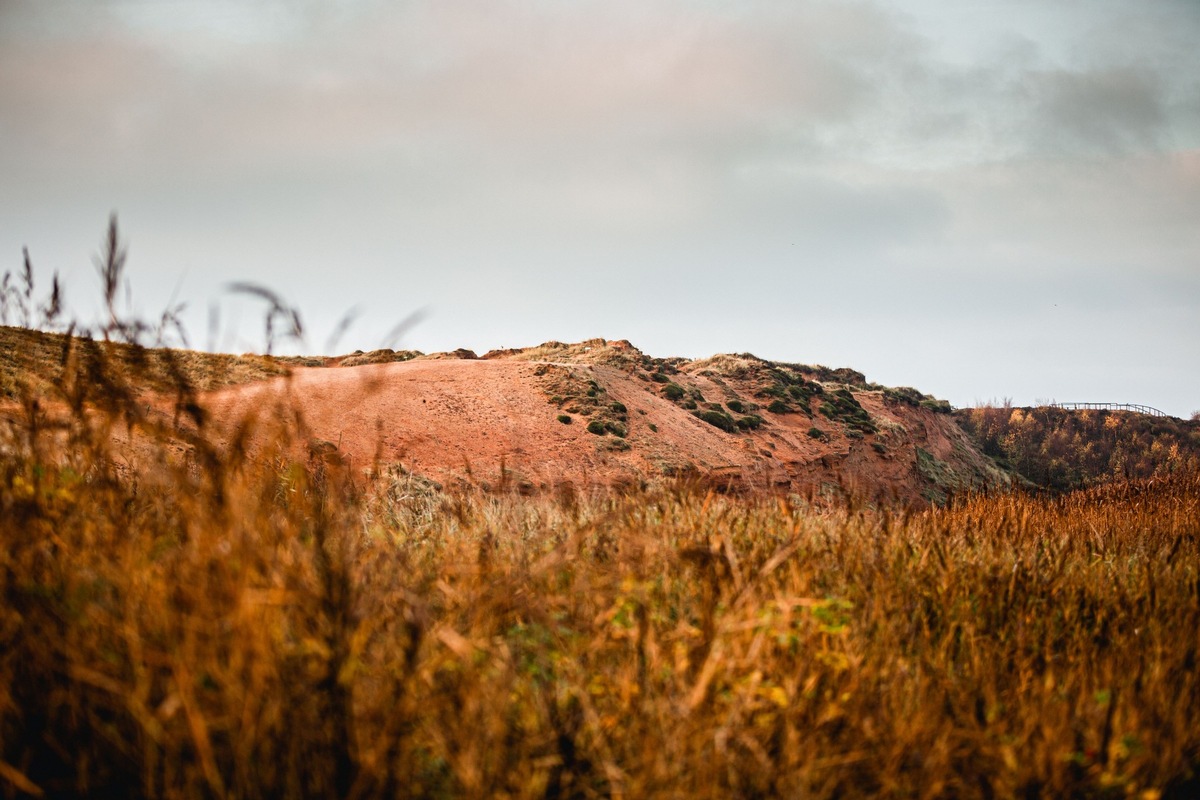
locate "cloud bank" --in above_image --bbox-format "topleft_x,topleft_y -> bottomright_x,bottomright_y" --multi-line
1,0 -> 1197,414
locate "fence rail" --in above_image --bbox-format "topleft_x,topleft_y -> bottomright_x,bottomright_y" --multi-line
1047,402 -> 1168,418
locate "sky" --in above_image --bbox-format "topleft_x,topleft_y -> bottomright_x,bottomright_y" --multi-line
1,0 -> 1198,416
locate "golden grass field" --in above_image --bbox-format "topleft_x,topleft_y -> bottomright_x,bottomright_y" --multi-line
1,320 -> 1198,799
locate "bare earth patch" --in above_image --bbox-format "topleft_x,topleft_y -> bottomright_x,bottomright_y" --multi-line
197,341 -> 1006,505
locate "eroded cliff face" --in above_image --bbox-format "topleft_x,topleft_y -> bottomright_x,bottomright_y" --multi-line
519,342 -> 1007,505
199,339 -> 1009,506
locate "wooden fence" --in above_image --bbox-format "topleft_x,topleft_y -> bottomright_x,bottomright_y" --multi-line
1047,402 -> 1168,418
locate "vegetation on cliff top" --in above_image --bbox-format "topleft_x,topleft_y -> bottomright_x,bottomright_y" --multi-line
956,403 -> 1200,492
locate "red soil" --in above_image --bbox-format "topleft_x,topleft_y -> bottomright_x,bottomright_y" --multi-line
196,343 -> 1007,505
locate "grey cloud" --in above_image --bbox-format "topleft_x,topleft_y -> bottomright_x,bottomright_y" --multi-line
1030,66 -> 1166,155
5,0 -> 1198,176
1,0 -> 1198,415
924,152 -> 1200,281
2,0 -> 915,177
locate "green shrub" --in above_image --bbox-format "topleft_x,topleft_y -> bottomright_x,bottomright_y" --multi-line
605,421 -> 627,438
786,381 -> 822,411
683,400 -> 697,410
920,398 -> 953,414
883,387 -> 951,414
819,390 -> 877,434
759,383 -> 789,400
726,399 -> 745,414
557,414 -> 572,424
736,414 -> 764,430
791,382 -> 823,398
610,401 -> 627,414
883,386 -> 924,407
662,383 -> 684,401
808,427 -> 828,440
694,409 -> 737,433
767,399 -> 791,414
648,423 -> 658,433
651,372 -> 670,383
587,419 -> 607,435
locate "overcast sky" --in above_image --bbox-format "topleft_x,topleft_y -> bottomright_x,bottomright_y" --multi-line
2,0 -> 1198,416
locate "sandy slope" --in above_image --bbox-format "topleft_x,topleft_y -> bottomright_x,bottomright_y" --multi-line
199,343 -> 1007,504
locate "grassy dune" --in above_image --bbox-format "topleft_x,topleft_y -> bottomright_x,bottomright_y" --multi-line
0,324 -> 295,400
2,338 -> 1198,798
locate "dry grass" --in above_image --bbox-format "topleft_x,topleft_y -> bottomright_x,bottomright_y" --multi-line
2,228 -> 1197,797
0,324 -> 290,400
2,337 -> 1198,799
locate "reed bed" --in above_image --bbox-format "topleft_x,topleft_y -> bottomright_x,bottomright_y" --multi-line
2,359 -> 1198,800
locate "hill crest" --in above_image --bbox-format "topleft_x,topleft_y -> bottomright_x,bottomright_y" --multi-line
13,326 -> 1199,502
195,336 -> 1008,505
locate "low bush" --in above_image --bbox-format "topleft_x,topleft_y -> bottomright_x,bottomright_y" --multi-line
557,414 -> 572,424
694,409 -> 738,433
920,398 -> 953,414
883,386 -> 925,407
758,383 -> 788,400
587,419 -> 607,435
735,414 -> 764,430
819,389 -> 877,434
604,421 -> 627,438
884,386 -> 951,414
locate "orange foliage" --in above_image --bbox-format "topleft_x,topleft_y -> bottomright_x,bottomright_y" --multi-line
956,405 -> 1200,491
